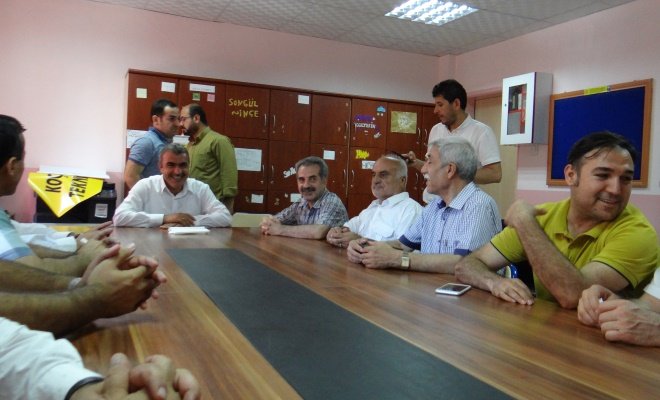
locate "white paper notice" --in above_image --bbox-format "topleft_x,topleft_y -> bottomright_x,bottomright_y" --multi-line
323,150 -> 336,160
298,95 -> 310,105
136,88 -> 147,98
361,160 -> 376,170
161,81 -> 176,93
235,148 -> 262,172
290,193 -> 302,202
251,194 -> 264,204
190,83 -> 215,93
127,130 -> 148,148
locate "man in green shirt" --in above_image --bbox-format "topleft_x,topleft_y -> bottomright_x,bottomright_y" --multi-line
180,104 -> 238,212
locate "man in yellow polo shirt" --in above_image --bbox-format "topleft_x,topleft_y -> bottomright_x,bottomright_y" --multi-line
180,103 -> 238,212
455,131 -> 657,309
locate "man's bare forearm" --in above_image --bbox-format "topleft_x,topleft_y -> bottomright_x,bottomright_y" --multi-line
0,260 -> 72,292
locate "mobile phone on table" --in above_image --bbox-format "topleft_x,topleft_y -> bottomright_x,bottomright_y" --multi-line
435,283 -> 471,296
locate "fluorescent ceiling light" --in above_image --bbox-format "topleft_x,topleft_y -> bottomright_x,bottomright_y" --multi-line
386,1 -> 478,26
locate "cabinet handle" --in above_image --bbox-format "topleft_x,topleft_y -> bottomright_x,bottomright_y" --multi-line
260,164 -> 265,185
423,128 -> 428,147
415,172 -> 419,186
270,165 -> 274,184
350,170 -> 355,188
417,128 -> 421,145
344,121 -> 349,142
263,114 -> 267,128
272,115 -> 276,133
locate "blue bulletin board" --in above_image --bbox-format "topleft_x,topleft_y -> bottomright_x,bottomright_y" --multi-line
547,79 -> 652,187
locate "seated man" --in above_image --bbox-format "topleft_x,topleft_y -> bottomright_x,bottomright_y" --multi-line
326,154 -> 422,248
455,131 -> 658,308
261,156 -> 348,239
578,267 -> 660,346
113,143 -> 231,228
347,137 -> 501,272
1,317 -> 199,399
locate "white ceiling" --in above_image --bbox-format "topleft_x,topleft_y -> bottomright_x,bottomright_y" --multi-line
88,0 -> 635,56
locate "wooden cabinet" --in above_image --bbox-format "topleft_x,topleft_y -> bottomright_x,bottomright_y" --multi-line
310,143 -> 348,204
350,99 -> 387,148
179,80 -> 226,132
311,95 -> 350,145
225,84 -> 270,139
268,141 -> 310,191
126,73 -> 178,130
385,103 -> 422,154
269,90 -> 311,142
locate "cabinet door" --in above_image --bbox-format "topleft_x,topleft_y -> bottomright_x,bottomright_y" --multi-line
347,194 -> 374,219
311,95 -> 350,145
225,84 -> 270,139
385,103 -> 422,154
267,190 -> 299,215
421,106 -> 437,150
310,143 -> 348,204
347,146 -> 382,195
179,80 -> 226,132
231,138 -> 268,191
235,190 -> 267,213
269,89 -> 311,142
127,73 -> 178,130
407,168 -> 425,204
350,99 -> 387,148
268,141 -> 310,191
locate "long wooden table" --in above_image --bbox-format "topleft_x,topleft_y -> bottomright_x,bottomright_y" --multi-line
72,228 -> 659,399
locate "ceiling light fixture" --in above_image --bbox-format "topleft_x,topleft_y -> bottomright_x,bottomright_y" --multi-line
385,1 -> 478,26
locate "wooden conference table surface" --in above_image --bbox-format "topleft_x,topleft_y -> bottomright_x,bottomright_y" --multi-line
71,227 -> 659,399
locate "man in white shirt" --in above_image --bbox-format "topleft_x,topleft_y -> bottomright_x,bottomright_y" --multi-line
114,144 -> 231,228
578,268 -> 660,346
406,79 -> 501,203
326,154 -> 421,248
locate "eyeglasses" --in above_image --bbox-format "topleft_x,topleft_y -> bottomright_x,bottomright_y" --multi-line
179,116 -> 191,122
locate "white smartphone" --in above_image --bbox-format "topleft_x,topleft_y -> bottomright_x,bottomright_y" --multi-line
435,283 -> 471,296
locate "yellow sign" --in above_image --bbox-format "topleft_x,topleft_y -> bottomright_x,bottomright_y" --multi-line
355,149 -> 370,160
28,173 -> 103,217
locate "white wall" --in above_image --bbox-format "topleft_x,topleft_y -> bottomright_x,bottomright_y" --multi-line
0,0 -> 442,221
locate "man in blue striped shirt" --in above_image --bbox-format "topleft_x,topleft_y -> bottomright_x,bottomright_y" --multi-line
347,137 -> 501,273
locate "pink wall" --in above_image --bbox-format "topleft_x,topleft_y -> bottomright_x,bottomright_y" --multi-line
0,0 -> 444,221
452,0 -> 660,232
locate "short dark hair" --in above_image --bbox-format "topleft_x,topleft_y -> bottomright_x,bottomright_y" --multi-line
187,103 -> 208,125
151,99 -> 177,117
567,131 -> 638,172
159,143 -> 189,163
432,79 -> 467,110
0,115 -> 26,165
295,156 -> 328,179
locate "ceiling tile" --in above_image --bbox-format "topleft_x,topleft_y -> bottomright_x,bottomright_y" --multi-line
222,0 -> 309,20
463,0 -> 597,19
293,4 -> 379,31
278,21 -> 347,40
443,10 -> 537,36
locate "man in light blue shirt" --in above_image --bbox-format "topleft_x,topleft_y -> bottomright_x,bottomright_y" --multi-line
347,136 -> 501,273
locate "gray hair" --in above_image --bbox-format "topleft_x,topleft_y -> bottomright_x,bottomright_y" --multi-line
428,137 -> 478,182
159,143 -> 189,163
295,156 -> 329,179
381,154 -> 408,179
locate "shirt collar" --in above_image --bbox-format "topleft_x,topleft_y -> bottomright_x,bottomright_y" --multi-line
300,188 -> 328,209
190,126 -> 210,144
434,182 -> 478,210
377,191 -> 410,207
452,114 -> 474,133
157,175 -> 189,196
149,127 -> 171,143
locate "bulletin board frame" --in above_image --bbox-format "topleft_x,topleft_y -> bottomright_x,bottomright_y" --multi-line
547,79 -> 652,187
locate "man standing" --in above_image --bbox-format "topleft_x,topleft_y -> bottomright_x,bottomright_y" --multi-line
455,131 -> 658,308
124,99 -> 180,189
114,144 -> 231,228
261,156 -> 348,239
326,154 -> 421,248
347,137 -> 501,272
406,79 -> 501,202
181,103 -> 238,212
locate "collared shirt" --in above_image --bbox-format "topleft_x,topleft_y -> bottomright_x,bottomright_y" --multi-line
128,127 -> 171,179
275,189 -> 348,227
491,199 -> 658,301
113,175 -> 231,228
423,115 -> 501,203
0,317 -> 101,400
344,192 -> 422,241
187,126 -> 238,200
400,182 -> 501,254
0,209 -> 34,261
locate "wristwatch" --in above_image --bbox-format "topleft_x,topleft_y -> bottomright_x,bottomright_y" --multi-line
401,251 -> 410,270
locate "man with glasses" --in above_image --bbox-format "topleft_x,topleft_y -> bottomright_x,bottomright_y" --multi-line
124,99 -> 180,189
180,103 -> 238,212
347,137 -> 501,272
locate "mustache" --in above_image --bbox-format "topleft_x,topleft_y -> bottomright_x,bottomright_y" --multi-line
301,187 -> 316,193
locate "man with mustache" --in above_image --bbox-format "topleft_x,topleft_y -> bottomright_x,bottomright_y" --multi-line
261,156 -> 348,239
455,131 -> 658,309
114,144 -> 231,228
346,137 -> 501,272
